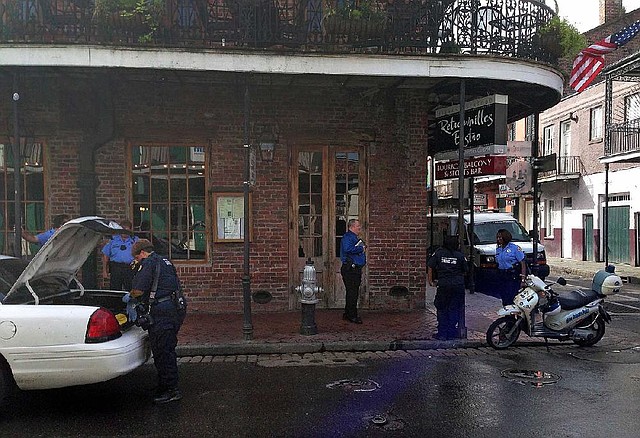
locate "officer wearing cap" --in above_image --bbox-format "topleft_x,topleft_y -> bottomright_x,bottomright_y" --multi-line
130,239 -> 186,404
102,220 -> 138,291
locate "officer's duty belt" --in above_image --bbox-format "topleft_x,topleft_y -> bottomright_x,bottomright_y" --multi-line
150,294 -> 175,306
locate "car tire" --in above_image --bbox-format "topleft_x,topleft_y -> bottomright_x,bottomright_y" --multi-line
0,357 -> 16,407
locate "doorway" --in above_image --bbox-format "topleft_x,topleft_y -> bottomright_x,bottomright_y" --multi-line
607,205 -> 630,264
583,214 -> 593,261
289,145 -> 366,309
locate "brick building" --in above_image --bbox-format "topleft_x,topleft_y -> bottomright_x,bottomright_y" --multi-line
537,0 -> 640,264
0,0 -> 562,313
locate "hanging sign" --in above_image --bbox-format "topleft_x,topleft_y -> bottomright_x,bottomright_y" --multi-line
435,156 -> 507,180
432,95 -> 508,154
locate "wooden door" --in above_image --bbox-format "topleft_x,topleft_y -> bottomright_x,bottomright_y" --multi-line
289,145 -> 366,309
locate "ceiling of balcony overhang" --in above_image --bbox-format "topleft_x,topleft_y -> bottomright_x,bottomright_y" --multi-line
5,62 -> 562,124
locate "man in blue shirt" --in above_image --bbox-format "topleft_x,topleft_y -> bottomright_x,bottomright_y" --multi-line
21,214 -> 69,247
102,220 -> 138,291
340,219 -> 366,324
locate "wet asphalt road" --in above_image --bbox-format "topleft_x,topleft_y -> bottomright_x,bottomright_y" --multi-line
2,343 -> 640,438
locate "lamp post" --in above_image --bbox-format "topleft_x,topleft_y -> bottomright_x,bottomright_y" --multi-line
242,82 -> 253,341
11,75 -> 22,258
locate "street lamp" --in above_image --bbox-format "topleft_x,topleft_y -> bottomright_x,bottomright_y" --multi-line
257,125 -> 277,162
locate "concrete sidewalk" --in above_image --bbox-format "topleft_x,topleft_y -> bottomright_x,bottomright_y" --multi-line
546,256 -> 640,283
177,287 -> 512,357
176,257 -> 639,357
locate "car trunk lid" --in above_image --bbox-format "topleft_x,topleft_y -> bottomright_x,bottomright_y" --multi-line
4,216 -> 128,303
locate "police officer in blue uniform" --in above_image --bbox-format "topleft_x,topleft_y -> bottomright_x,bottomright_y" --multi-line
130,239 -> 186,404
495,229 -> 527,306
340,219 -> 366,324
21,214 -> 69,247
102,220 -> 138,291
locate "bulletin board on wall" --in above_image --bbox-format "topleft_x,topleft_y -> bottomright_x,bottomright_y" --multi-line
213,193 -> 252,242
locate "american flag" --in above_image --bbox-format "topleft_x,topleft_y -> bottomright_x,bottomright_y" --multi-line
569,20 -> 640,93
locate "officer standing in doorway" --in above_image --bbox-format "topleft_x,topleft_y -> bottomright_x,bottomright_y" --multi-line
340,218 -> 366,324
130,239 -> 187,404
102,220 -> 138,291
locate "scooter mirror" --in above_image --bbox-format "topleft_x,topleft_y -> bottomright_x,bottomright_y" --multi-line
556,277 -> 567,286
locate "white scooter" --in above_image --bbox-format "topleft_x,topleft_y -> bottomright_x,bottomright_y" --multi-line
486,267 -> 623,350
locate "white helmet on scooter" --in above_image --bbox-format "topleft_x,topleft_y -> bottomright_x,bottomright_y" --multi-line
599,274 -> 622,295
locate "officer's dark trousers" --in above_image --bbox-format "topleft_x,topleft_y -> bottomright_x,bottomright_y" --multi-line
434,285 -> 464,338
149,304 -> 185,391
341,264 -> 362,318
109,261 -> 134,291
498,269 -> 521,306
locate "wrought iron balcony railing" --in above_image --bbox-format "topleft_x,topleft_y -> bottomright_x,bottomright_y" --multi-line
539,155 -> 584,180
607,118 -> 640,156
0,0 -> 555,61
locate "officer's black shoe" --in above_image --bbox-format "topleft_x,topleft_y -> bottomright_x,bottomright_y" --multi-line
342,313 -> 349,321
346,315 -> 362,324
153,388 -> 182,404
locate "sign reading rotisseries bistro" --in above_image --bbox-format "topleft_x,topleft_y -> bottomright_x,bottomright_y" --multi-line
435,156 -> 507,180
434,95 -> 508,153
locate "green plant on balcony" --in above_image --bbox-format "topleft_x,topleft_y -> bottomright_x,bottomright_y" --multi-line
537,16 -> 586,61
324,0 -> 387,43
93,0 -> 165,43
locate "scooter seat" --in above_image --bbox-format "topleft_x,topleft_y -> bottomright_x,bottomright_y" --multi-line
558,289 -> 601,311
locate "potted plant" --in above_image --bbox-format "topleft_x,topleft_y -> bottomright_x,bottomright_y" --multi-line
537,16 -> 586,62
323,0 -> 387,43
93,0 -> 165,43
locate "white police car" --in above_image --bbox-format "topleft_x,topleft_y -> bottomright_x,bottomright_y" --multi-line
0,217 -> 150,405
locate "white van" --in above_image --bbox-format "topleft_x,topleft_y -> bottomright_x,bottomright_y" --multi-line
427,212 -> 550,295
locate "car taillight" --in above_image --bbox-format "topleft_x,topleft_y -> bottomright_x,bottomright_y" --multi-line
86,308 -> 122,343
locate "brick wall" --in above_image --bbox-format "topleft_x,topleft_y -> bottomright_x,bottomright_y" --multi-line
1,73 -> 430,313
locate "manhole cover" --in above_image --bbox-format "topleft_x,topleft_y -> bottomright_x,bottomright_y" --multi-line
364,414 -> 405,431
501,369 -> 560,386
326,379 -> 381,392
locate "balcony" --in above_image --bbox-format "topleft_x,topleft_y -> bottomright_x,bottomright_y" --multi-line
604,118 -> 640,161
538,155 -> 584,182
0,0 -> 555,60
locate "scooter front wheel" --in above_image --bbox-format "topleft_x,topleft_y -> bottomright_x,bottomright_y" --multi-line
486,316 -> 521,350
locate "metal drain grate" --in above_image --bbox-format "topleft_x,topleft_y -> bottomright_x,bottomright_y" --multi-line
326,379 -> 381,392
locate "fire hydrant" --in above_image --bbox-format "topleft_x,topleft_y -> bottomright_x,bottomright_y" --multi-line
295,258 -> 323,335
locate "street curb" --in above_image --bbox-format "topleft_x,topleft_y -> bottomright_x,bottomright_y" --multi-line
176,339 -> 490,357
548,263 -> 640,284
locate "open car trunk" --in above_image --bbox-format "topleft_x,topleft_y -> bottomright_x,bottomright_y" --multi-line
0,217 -> 136,327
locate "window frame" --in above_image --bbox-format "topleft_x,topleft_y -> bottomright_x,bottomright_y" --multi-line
542,124 -> 554,156
560,120 -> 571,157
544,199 -> 555,238
625,93 -> 640,122
590,106 -> 603,141
0,139 -> 47,256
129,142 -> 209,262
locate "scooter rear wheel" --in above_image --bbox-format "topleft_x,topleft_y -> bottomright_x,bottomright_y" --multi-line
573,315 -> 606,347
486,316 -> 521,350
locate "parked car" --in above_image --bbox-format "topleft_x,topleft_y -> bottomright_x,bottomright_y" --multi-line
0,217 -> 150,405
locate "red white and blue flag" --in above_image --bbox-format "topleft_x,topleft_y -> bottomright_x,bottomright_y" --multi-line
569,20 -> 640,93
